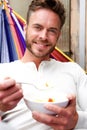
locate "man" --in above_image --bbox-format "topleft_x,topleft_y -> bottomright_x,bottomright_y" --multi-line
0,0 -> 87,130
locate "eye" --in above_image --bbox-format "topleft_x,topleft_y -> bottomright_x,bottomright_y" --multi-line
48,29 -> 58,35
33,25 -> 42,31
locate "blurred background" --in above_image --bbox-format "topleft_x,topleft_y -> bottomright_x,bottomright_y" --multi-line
5,0 -> 87,71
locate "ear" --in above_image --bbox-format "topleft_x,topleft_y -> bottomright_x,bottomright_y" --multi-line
23,24 -> 27,35
57,31 -> 61,41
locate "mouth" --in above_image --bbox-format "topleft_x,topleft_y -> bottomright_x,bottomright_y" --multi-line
34,41 -> 49,49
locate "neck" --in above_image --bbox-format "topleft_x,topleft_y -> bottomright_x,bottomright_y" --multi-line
21,49 -> 50,69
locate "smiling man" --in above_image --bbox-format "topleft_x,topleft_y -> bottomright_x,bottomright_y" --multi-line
23,5 -> 62,68
0,0 -> 87,130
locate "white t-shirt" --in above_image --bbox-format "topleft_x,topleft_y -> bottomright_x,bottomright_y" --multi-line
0,59 -> 87,130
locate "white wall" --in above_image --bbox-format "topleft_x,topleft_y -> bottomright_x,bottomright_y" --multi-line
9,0 -> 32,20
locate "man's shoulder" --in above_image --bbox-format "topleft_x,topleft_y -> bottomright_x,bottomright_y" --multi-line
51,58 -> 78,66
0,60 -> 21,70
51,59 -> 84,72
0,60 -> 20,66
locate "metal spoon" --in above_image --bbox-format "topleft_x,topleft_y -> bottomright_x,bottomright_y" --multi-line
16,81 -> 53,91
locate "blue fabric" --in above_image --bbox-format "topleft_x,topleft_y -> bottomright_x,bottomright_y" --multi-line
3,10 -> 18,62
0,8 -> 26,62
0,9 -> 10,63
11,12 -> 26,54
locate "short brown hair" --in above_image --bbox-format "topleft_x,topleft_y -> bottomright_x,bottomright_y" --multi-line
26,0 -> 66,28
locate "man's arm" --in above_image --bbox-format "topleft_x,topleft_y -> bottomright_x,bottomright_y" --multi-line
0,77 -> 23,112
32,95 -> 78,130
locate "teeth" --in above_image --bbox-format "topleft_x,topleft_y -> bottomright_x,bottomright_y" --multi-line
34,42 -> 48,47
38,44 -> 46,46
39,44 -> 47,46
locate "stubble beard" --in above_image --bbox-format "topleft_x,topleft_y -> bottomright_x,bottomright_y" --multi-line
26,40 -> 55,58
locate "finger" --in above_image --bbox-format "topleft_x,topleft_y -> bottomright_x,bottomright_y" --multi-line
32,111 -> 52,123
0,84 -> 22,99
45,96 -> 76,117
32,111 -> 71,130
32,110 -> 68,129
44,104 -> 66,116
45,104 -> 71,118
32,111 -> 61,124
0,78 -> 16,90
2,88 -> 23,103
8,98 -> 22,106
67,95 -> 76,106
0,99 -> 21,112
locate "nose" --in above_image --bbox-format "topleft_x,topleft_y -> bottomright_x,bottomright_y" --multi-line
39,29 -> 48,40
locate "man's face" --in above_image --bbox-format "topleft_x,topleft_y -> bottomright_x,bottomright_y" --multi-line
25,8 -> 61,59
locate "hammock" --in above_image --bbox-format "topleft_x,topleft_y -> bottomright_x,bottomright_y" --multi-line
0,0 -> 73,63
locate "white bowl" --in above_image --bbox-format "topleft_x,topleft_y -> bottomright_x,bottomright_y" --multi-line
24,93 -> 69,115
